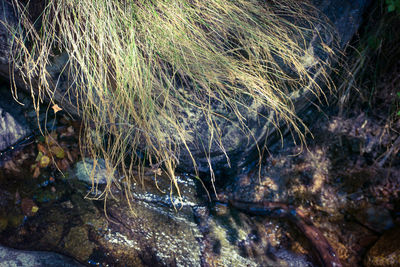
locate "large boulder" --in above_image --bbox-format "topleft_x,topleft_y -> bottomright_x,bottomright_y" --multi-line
0,0 -> 371,176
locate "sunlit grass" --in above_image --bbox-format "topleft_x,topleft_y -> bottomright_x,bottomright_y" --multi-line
10,0 -> 337,204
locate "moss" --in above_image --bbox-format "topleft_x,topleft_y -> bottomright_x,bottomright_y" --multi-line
40,223 -> 64,247
81,209 -> 108,232
64,226 -> 95,262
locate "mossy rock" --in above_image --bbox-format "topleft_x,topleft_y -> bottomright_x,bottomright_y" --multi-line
64,226 -> 95,263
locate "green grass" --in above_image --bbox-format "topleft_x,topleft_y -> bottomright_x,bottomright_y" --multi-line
10,0 -> 337,204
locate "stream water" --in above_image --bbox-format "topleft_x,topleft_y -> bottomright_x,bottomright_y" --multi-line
0,98 -> 398,266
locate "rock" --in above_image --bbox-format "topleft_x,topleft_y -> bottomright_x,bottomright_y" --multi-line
352,204 -> 394,233
0,1 -> 371,176
0,85 -> 31,152
0,244 -> 83,267
364,226 -> 400,267
0,0 -> 17,66
193,205 -> 314,267
365,206 -> 394,232
73,158 -> 111,185
314,0 -> 372,46
0,160 -> 319,266
64,227 -> 95,263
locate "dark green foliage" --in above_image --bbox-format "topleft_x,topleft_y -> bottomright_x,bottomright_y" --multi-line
386,0 -> 400,13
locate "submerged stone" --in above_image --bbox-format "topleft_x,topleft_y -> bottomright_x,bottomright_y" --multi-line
0,164 -> 320,266
0,244 -> 83,267
73,158 -> 111,185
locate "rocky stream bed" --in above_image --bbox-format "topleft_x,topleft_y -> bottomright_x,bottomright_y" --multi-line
0,0 -> 399,266
0,63 -> 399,266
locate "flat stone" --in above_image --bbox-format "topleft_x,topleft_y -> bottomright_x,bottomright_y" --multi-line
0,244 -> 83,267
73,158 -> 111,185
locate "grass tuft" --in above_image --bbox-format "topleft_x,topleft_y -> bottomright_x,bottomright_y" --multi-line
10,0 -> 338,204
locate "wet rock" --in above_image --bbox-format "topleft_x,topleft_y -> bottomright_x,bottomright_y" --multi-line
365,206 -> 394,232
194,205 -> 314,267
92,173 -> 203,266
64,226 -> 95,263
0,244 -> 83,267
364,226 -> 400,267
352,204 -> 394,233
73,158 -> 110,185
224,102 -> 400,267
40,223 -> 64,248
314,0 -> 371,46
0,85 -> 31,152
0,157 -> 320,266
0,0 -> 17,66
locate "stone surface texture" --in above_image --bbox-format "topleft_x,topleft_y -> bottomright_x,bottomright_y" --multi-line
0,159 -> 317,266
0,244 -> 83,267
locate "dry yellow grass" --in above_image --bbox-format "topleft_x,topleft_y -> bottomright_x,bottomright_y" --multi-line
10,0 -> 337,204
